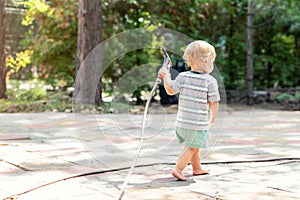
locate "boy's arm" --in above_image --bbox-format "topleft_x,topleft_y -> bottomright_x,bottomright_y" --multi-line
162,73 -> 177,95
158,68 -> 177,95
208,101 -> 219,124
207,75 -> 220,124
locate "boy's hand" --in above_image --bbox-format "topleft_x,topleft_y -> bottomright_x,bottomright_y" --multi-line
158,67 -> 169,80
158,67 -> 176,95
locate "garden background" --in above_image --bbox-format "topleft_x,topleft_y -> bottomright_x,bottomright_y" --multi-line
0,0 -> 299,113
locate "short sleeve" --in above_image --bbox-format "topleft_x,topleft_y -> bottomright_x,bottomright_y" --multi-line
170,73 -> 182,94
207,75 -> 220,102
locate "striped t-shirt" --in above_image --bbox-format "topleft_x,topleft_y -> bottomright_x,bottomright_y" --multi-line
170,71 -> 220,130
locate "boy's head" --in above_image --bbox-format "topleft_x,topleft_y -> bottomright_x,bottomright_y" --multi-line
183,40 -> 216,73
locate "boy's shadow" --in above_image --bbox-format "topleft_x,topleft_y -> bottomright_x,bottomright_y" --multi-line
130,176 -> 196,189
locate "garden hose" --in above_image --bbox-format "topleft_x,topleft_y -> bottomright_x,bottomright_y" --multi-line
117,47 -> 172,200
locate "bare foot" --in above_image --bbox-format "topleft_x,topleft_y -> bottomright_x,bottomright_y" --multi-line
193,168 -> 210,176
172,168 -> 187,181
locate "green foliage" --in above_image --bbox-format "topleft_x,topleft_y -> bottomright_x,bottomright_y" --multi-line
0,80 -> 48,112
252,0 -> 300,89
6,80 -> 47,101
0,80 -> 74,113
45,90 -> 72,112
0,99 -> 29,113
276,93 -> 295,102
0,100 -> 13,112
18,0 -> 50,26
16,0 -> 78,87
6,50 -> 32,72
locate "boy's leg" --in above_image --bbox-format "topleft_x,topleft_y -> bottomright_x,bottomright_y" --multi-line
172,147 -> 197,180
191,148 -> 201,170
190,148 -> 210,175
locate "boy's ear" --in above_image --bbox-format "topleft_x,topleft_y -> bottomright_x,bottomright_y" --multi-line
204,58 -> 208,64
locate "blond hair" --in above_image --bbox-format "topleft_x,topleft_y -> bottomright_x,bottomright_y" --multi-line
183,40 -> 216,69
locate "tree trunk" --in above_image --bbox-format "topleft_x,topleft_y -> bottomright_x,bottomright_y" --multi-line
75,0 -> 102,105
247,0 -> 254,105
266,42 -> 273,88
0,0 -> 6,99
228,9 -> 235,88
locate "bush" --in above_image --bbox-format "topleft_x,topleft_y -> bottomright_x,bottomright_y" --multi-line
6,80 -> 47,101
0,80 -> 73,113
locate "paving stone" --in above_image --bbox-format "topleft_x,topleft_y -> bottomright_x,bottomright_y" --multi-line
0,134 -> 31,140
0,107 -> 299,199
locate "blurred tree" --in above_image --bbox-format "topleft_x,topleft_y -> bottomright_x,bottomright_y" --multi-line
0,0 -> 6,99
74,0 -> 102,105
247,0 -> 254,105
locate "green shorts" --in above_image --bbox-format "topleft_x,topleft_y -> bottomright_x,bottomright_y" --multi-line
175,127 -> 208,148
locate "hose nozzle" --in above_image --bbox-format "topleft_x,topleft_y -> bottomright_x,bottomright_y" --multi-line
160,47 -> 172,71
157,47 -> 172,83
